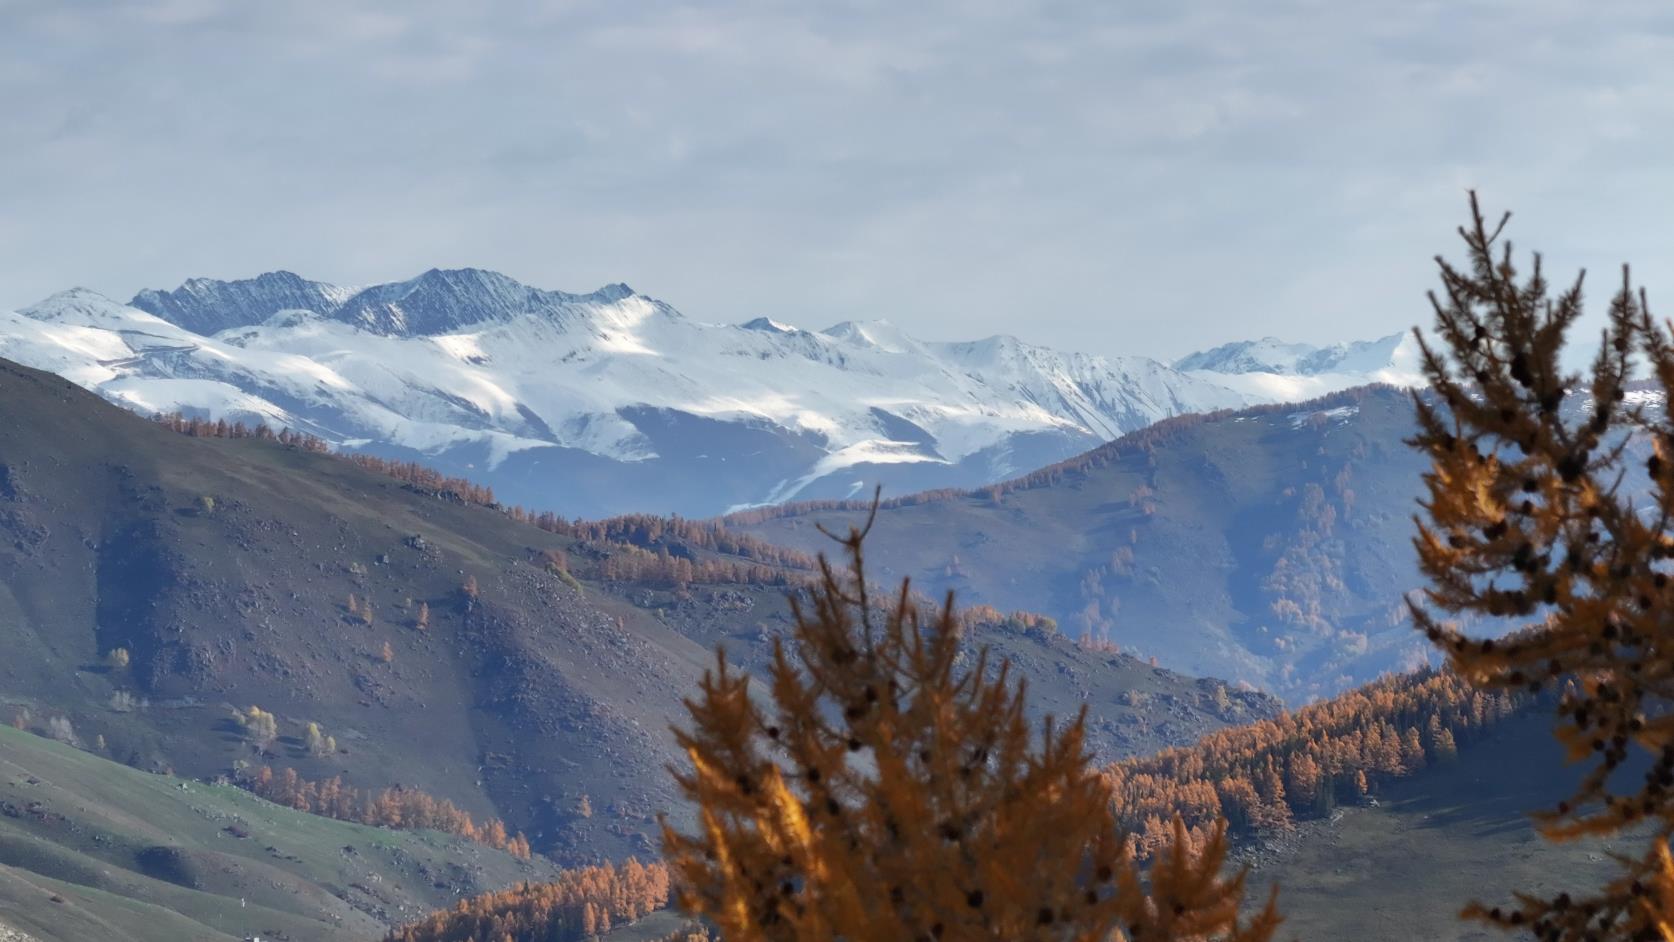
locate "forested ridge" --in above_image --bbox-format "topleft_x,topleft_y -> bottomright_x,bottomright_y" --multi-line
153,411 -> 818,587
5,351 -> 1251,903
719,385 -> 1400,526
383,664 -> 1532,941
238,764 -> 533,858
1105,668 -> 1524,854
385,860 -> 671,942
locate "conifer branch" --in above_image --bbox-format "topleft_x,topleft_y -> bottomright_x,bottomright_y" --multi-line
1412,192 -> 1674,941
663,496 -> 1278,941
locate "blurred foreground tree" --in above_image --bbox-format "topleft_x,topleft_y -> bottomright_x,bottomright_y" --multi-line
1411,193 -> 1674,939
662,504 -> 1280,941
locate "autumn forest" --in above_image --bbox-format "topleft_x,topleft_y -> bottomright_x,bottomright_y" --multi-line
71,197 -> 1673,942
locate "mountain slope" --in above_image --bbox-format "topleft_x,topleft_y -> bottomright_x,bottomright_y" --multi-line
0,355 -> 1273,868
1088,665 -> 1630,940
729,386 -> 1449,702
0,723 -> 553,942
0,270 -> 1411,517
733,382 -> 1666,703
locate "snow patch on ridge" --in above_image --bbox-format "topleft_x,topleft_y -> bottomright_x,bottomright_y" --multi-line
761,438 -> 945,507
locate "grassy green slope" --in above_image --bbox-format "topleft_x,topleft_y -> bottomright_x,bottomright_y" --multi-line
0,724 -> 555,942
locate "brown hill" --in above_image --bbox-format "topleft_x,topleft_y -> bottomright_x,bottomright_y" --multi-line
0,357 -> 1272,867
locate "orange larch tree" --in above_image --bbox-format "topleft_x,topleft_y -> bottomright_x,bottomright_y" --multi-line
1410,192 -> 1674,939
662,505 -> 1280,942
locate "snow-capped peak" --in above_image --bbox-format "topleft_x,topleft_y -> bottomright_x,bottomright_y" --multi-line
1174,336 -> 1321,374
1295,333 -> 1415,375
1176,332 -> 1415,377
1176,331 -> 1424,402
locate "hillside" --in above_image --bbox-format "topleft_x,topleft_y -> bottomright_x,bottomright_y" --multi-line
730,381 -> 1664,705
0,356 -> 1271,871
732,380 -> 1667,705
729,385 -> 1436,702
1100,665 -> 1638,940
0,723 -> 553,942
1248,710 -> 1632,941
381,668 -> 1620,942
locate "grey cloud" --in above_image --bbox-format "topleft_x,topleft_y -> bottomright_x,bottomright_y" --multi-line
1,0 -> 1671,357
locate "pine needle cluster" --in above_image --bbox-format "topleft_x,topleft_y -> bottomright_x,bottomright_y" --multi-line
1410,192 -> 1674,940
662,505 -> 1280,941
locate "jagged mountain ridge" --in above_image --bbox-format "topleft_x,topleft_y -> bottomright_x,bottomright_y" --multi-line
0,268 -> 1412,517
131,268 -> 637,338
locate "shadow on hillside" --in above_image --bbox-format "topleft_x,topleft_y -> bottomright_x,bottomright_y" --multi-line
1382,710 -> 1648,839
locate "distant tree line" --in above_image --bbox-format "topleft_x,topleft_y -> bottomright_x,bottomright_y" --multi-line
957,603 -> 1059,635
544,514 -> 814,569
346,453 -> 499,505
153,413 -> 332,452
1103,668 -> 1522,856
384,860 -> 671,942
149,412 -> 818,589
594,541 -> 806,588
238,765 -> 532,859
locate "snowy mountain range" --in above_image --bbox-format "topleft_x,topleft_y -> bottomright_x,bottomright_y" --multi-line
0,269 -> 1422,517
1173,334 -> 1425,401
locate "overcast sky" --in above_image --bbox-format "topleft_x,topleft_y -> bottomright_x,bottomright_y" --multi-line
3,1 -> 1672,358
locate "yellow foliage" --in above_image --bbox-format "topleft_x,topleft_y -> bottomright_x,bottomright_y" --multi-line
1411,193 -> 1674,940
662,508 -> 1279,942
234,705 -> 279,751
305,721 -> 334,757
